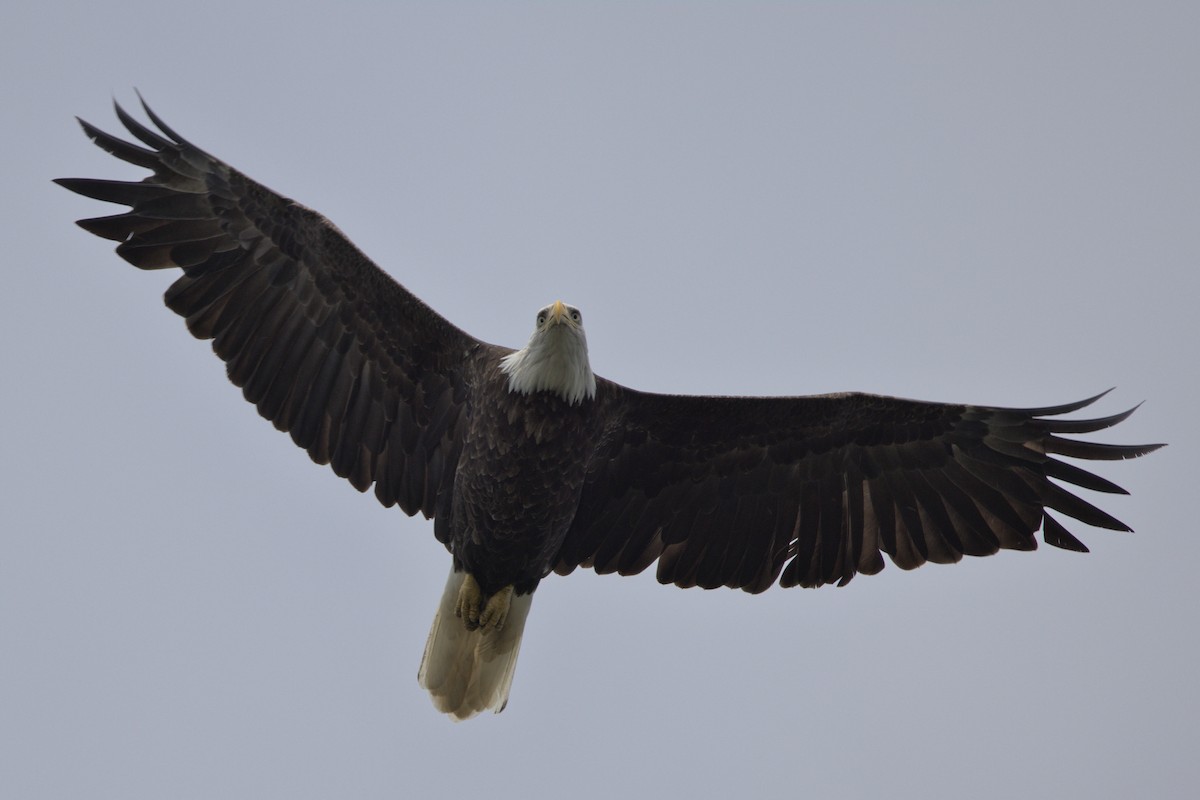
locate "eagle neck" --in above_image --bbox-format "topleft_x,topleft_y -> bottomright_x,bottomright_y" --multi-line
499,328 -> 596,406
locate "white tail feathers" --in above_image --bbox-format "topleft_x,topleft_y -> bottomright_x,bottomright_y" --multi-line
418,569 -> 533,720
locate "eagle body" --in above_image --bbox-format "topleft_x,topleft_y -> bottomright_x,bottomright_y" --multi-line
58,98 -> 1162,721
444,360 -> 603,598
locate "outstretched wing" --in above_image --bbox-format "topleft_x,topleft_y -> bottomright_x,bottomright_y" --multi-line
555,387 -> 1162,592
57,98 -> 489,518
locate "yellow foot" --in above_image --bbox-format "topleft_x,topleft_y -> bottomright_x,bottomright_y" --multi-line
455,573 -> 483,630
478,585 -> 514,632
455,574 -> 515,632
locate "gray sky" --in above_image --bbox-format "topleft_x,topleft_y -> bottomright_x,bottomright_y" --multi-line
5,2 -> 1196,798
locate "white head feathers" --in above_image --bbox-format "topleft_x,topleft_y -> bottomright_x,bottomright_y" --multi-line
499,300 -> 597,405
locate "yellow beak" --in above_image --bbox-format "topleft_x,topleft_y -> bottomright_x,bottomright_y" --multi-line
549,300 -> 568,325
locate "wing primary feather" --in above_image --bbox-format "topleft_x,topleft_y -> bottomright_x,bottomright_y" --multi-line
1042,513 -> 1090,552
136,91 -> 189,145
991,389 -> 1114,417
1043,458 -> 1129,494
113,100 -> 173,150
1040,404 -> 1142,434
76,118 -> 161,169
54,177 -> 176,206
1038,482 -> 1132,531
1044,438 -> 1164,460
74,213 -> 164,242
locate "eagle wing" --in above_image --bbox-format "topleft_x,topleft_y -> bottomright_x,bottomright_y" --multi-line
57,99 -> 488,517
555,386 -> 1161,592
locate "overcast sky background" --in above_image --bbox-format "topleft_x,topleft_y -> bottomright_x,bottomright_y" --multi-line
4,2 -> 1196,798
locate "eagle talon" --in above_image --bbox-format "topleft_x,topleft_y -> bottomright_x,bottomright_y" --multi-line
455,573 -> 483,630
478,585 -> 514,631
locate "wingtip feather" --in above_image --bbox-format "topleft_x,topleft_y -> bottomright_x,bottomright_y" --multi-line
1023,388 -> 1115,418
136,90 -> 186,144
1042,513 -> 1091,553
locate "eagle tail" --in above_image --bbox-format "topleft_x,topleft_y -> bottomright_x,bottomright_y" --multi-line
417,568 -> 533,720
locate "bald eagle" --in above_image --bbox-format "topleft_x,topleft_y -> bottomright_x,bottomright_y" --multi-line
57,99 -> 1162,720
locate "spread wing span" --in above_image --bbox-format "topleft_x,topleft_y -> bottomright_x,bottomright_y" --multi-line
557,387 -> 1162,592
56,98 -> 486,517
59,99 -> 1162,600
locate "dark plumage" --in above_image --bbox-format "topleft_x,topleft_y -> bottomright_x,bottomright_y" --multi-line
58,97 -> 1162,719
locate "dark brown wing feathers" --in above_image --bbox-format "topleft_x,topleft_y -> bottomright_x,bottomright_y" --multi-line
60,100 -> 1160,596
556,387 -> 1162,592
57,99 -> 483,517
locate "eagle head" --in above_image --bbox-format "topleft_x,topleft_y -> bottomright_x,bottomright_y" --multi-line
499,300 -> 597,405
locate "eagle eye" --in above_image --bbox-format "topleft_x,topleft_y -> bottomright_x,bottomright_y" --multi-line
570,310 -> 581,322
